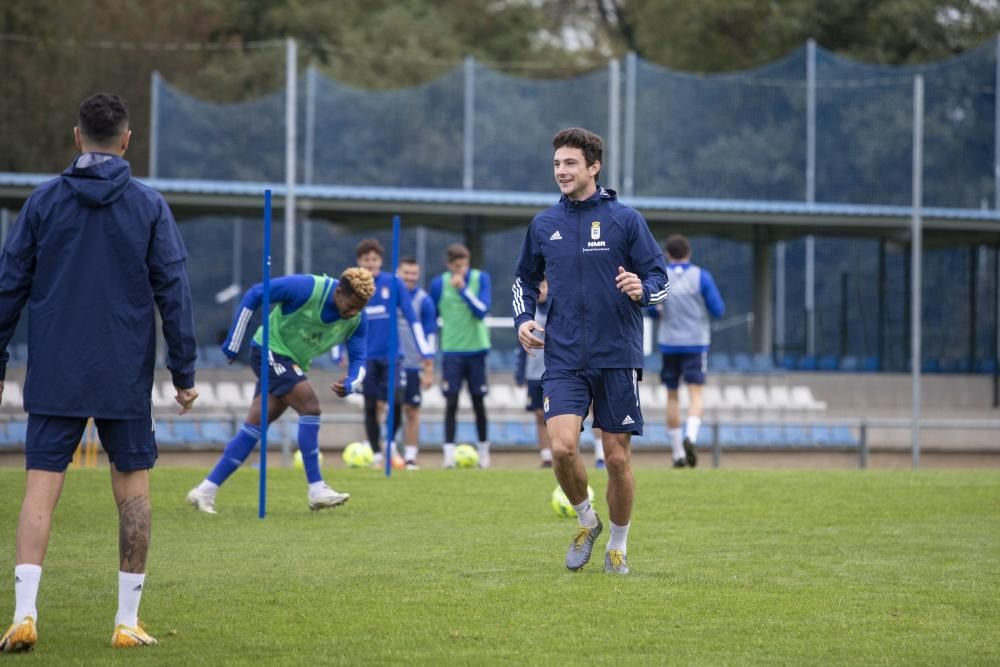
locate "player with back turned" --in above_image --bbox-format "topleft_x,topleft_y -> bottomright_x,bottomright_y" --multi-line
0,93 -> 198,650
513,127 -> 669,574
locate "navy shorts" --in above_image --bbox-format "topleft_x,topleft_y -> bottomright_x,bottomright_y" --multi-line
26,413 -> 157,472
525,380 -> 544,411
403,368 -> 422,407
363,358 -> 406,400
660,352 -> 707,389
251,346 -> 307,398
441,353 -> 488,397
541,368 -> 643,435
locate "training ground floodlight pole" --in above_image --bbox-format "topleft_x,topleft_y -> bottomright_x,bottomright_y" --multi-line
259,190 -> 273,517
384,215 -> 402,477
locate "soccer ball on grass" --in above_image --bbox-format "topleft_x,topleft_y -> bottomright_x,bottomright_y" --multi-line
551,485 -> 595,518
342,441 -> 374,468
293,448 -> 324,470
454,443 -> 479,468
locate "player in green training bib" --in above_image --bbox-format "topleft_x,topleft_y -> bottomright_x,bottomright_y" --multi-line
187,268 -> 375,514
429,243 -> 493,468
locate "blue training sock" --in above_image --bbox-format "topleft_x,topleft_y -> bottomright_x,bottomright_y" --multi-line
206,423 -> 262,485
298,415 -> 323,484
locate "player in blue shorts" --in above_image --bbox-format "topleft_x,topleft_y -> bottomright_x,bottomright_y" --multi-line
513,128 -> 669,574
651,234 -> 725,468
186,268 -> 374,513
396,257 -> 437,470
356,239 -> 433,468
430,244 -> 492,468
0,93 -> 198,650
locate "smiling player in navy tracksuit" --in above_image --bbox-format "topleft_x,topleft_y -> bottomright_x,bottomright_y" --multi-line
513,128 -> 668,575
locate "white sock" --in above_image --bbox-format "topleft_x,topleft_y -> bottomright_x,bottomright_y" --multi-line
308,481 -> 327,495
685,416 -> 702,444
404,445 -> 418,461
196,479 -> 219,495
540,447 -> 552,463
115,571 -> 146,628
670,428 -> 684,460
572,497 -> 598,528
442,443 -> 455,465
477,441 -> 491,467
608,521 -> 630,554
13,564 -> 41,623
593,438 -> 605,461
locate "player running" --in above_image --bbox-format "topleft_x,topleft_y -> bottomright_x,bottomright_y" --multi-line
186,268 -> 374,514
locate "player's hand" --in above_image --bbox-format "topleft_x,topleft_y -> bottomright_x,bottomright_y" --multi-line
518,320 -> 545,356
331,380 -> 348,398
450,273 -> 465,290
338,355 -> 347,368
616,266 -> 643,302
174,387 -> 199,415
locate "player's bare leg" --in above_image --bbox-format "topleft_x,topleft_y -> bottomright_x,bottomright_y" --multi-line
601,432 -> 633,574
3,471 -> 65,652
15,471 -> 65,566
187,393 -> 287,513
282,382 -> 349,510
403,404 -> 421,469
667,388 -> 687,467
535,410 -> 552,467
684,384 -> 703,466
110,467 -> 157,647
548,414 -> 602,570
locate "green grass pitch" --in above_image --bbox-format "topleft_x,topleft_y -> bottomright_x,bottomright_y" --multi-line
0,466 -> 997,665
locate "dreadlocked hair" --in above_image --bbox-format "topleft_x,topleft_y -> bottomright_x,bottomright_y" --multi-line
339,267 -> 375,301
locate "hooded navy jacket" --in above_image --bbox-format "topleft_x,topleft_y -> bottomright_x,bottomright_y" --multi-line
512,187 -> 669,371
0,154 -> 197,419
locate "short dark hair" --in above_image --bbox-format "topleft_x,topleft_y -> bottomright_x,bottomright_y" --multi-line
446,243 -> 470,263
355,238 -> 384,259
399,255 -> 418,266
552,127 -> 603,182
665,234 -> 691,260
78,93 -> 129,145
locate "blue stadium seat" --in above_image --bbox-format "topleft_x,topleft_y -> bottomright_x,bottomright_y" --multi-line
818,355 -> 839,371
717,424 -> 739,445
839,356 -> 860,371
861,356 -> 880,372
731,353 -> 752,373
975,358 -> 998,374
784,424 -> 808,446
155,422 -> 182,445
0,421 -> 27,446
777,354 -> 797,370
173,422 -> 202,444
760,424 -> 784,446
750,354 -> 773,373
197,345 -> 229,369
201,420 -> 233,444
709,353 -> 732,373
796,355 -> 818,371
922,358 -> 941,373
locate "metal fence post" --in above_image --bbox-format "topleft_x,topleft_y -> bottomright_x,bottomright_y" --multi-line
858,420 -> 868,469
805,40 -> 817,356
149,71 -> 160,179
302,64 -> 317,275
712,423 -> 721,468
284,37 -> 298,276
463,56 -> 475,191
911,74 -> 925,467
623,52 -> 637,198
607,58 -> 621,192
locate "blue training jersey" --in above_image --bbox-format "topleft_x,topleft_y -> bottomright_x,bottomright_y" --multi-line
222,274 -> 367,391
364,271 -> 432,362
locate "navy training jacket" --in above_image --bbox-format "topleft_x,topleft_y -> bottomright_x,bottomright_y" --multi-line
0,153 -> 197,419
512,187 -> 669,371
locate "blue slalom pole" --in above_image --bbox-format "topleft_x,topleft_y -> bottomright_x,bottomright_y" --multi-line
384,215 -> 401,477
258,189 -> 272,518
